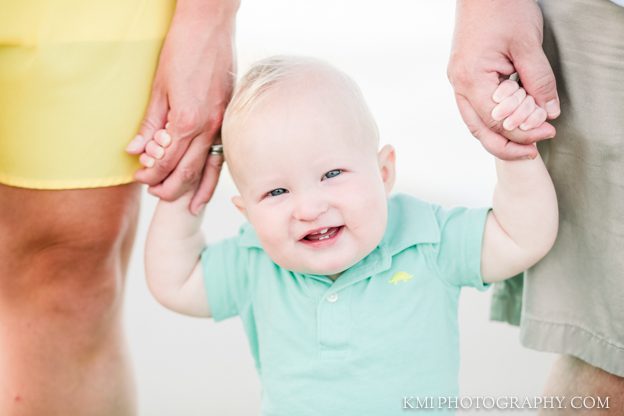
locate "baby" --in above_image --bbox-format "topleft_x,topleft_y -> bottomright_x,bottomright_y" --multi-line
139,56 -> 558,415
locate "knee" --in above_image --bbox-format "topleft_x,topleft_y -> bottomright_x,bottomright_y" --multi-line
0,185 -> 140,341
4,211 -> 138,335
28,239 -> 124,326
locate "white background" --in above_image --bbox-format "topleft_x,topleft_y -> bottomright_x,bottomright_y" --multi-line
124,1 -> 555,414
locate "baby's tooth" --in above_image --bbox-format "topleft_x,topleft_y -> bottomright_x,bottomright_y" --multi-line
320,228 -> 328,234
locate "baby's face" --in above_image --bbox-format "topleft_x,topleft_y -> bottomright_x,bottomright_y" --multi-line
226,74 -> 394,278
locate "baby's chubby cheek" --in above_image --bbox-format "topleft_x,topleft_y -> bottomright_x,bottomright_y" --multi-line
249,221 -> 297,266
353,200 -> 387,254
348,182 -> 388,238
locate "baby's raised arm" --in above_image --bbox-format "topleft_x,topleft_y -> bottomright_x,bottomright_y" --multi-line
144,130 -> 212,317
480,83 -> 558,282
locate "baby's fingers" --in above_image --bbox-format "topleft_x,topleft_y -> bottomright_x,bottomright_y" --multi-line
154,129 -> 172,148
519,107 -> 548,131
491,88 -> 526,121
141,129 -> 172,164
503,95 -> 536,131
492,79 -> 520,103
139,153 -> 155,168
139,133 -> 169,168
145,140 -> 165,160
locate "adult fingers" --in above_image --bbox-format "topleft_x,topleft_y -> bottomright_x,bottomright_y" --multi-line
134,134 -> 193,186
134,109 -> 206,187
506,122 -> 556,145
126,134 -> 149,155
455,93 -> 538,160
137,103 -> 223,188
147,132 -> 212,201
459,72 -> 552,145
189,150 -> 225,215
127,89 -> 168,154
513,44 -> 560,119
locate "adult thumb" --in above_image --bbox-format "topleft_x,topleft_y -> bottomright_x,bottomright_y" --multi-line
513,46 -> 560,119
127,91 -> 168,154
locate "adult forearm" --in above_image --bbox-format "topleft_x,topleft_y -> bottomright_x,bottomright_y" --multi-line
174,0 -> 240,28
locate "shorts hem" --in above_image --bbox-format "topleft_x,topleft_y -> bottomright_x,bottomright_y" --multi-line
520,315 -> 624,377
0,173 -> 136,190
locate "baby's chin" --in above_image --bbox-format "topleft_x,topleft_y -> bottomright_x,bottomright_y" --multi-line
277,255 -> 364,278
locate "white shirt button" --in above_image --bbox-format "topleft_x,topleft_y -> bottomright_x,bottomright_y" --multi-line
326,293 -> 339,303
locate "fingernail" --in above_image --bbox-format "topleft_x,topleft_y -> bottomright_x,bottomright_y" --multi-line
144,157 -> 155,168
519,123 -> 529,131
165,122 -> 171,130
503,118 -> 515,131
546,100 -> 560,118
154,147 -> 165,159
491,110 -> 503,122
126,135 -> 143,152
160,131 -> 171,147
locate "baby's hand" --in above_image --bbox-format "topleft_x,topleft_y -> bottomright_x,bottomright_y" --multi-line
491,79 -> 548,132
138,129 -> 172,169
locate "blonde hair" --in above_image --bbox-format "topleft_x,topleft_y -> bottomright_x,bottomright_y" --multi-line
222,55 -> 379,144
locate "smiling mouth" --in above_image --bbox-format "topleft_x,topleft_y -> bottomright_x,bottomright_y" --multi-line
302,226 -> 343,242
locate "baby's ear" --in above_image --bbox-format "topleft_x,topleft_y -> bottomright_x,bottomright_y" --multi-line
378,144 -> 396,195
231,195 -> 248,218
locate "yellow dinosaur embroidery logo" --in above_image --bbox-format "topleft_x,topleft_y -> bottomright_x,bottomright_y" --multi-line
389,271 -> 413,285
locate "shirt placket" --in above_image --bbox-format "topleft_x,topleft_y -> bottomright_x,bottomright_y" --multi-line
317,287 -> 352,359
312,246 -> 392,360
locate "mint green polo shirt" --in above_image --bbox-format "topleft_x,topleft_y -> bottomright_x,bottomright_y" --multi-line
201,193 -> 490,416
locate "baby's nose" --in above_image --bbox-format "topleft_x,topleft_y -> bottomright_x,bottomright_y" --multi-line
292,192 -> 329,221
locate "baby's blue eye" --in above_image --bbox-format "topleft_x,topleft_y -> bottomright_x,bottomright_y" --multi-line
268,188 -> 288,197
323,169 -> 342,180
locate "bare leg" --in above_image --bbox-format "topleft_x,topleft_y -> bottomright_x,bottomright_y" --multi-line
540,355 -> 624,415
0,183 -> 140,416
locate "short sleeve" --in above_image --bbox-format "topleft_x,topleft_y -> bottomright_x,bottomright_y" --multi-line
201,235 -> 252,322
432,206 -> 491,290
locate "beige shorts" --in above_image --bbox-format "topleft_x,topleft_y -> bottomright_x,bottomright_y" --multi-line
491,0 -> 624,377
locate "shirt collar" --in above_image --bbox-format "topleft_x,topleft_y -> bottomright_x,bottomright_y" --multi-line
379,193 -> 440,256
238,222 -> 262,248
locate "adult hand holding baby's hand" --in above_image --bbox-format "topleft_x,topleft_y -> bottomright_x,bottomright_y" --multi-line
135,128 -> 225,215
126,0 -> 238,213
448,0 -> 559,160
491,80 -> 548,141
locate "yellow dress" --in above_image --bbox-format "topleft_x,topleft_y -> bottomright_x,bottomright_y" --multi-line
0,0 -> 175,189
